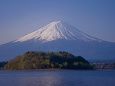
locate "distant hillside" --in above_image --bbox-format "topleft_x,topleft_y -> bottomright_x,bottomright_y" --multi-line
4,51 -> 93,70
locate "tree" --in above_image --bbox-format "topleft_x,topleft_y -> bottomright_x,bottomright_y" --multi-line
73,62 -> 78,66
63,62 -> 68,68
51,63 -> 54,68
59,64 -> 63,68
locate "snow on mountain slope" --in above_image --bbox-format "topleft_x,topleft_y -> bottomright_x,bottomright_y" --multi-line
14,21 -> 103,43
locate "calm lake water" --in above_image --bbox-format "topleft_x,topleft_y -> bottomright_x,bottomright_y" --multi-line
0,70 -> 115,86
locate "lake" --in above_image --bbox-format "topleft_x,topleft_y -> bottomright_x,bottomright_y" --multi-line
0,70 -> 115,86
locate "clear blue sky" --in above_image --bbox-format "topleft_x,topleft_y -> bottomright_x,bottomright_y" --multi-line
0,0 -> 115,45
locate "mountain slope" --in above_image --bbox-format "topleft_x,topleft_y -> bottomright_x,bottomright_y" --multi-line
0,21 -> 115,61
14,21 -> 103,43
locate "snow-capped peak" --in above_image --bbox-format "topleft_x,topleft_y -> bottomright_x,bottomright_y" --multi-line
14,21 -> 103,43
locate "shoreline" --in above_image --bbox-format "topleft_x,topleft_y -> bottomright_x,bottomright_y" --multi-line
0,68 -> 114,71
0,68 -> 94,71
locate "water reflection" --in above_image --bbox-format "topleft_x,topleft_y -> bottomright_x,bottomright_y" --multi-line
17,71 -> 84,86
0,71 -> 115,86
39,73 -> 61,86
18,71 -> 63,86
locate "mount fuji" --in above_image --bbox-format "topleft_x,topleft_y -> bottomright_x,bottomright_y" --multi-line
0,21 -> 115,61
14,21 -> 103,43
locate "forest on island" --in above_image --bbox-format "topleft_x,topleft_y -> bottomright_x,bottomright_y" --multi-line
4,51 -> 93,70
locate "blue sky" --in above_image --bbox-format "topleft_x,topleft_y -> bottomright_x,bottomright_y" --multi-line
0,0 -> 115,45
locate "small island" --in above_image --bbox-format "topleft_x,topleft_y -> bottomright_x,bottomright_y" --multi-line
4,51 -> 93,70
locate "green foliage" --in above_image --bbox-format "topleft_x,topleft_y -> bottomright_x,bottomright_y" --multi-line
63,62 -> 68,67
51,63 -> 54,68
4,51 -> 93,70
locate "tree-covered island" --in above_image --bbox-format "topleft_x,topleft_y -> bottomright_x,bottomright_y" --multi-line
4,51 -> 93,70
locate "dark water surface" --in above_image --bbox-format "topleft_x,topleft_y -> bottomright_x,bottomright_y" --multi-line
0,70 -> 115,86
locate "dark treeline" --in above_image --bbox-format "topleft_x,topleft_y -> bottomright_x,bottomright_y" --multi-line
0,61 -> 8,68
5,51 -> 93,70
